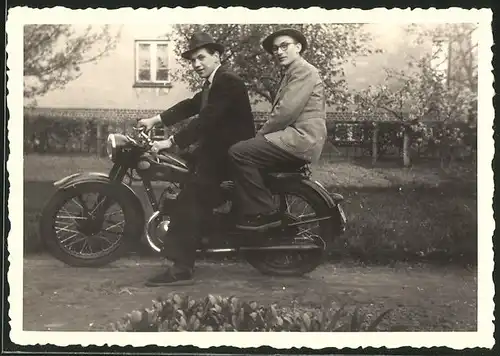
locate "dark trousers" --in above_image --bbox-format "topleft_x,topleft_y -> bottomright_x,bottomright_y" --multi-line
162,150 -> 227,269
228,135 -> 307,216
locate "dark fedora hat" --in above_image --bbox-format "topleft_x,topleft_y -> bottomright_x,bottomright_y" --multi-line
181,32 -> 225,59
262,27 -> 308,55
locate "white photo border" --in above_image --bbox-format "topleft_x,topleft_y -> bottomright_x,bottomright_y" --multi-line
6,6 -> 495,350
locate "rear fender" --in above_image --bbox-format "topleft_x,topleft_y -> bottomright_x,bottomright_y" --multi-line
304,179 -> 347,233
53,172 -> 146,235
266,174 -> 343,208
268,176 -> 347,233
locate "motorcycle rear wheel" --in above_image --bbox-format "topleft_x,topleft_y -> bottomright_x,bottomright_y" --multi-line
244,181 -> 334,277
39,182 -> 142,267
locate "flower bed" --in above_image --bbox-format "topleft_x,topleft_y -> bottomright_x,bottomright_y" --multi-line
108,293 -> 396,332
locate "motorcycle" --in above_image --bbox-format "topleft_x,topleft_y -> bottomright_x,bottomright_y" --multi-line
39,126 -> 347,276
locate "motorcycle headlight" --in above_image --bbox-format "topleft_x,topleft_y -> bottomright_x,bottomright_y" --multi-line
106,134 -> 116,161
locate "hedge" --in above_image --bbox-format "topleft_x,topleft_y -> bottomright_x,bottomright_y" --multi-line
24,113 -> 477,162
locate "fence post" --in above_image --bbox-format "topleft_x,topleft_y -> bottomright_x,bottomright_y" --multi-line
403,128 -> 411,167
96,122 -> 101,157
96,122 -> 108,157
371,123 -> 379,165
80,121 -> 86,152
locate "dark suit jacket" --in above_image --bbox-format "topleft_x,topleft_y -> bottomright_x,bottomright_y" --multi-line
159,66 -> 256,159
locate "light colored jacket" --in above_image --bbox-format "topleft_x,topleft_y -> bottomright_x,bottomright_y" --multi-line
258,56 -> 327,163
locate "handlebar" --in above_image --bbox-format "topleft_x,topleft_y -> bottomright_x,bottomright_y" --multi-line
129,126 -> 173,158
133,126 -> 153,143
123,126 -> 154,151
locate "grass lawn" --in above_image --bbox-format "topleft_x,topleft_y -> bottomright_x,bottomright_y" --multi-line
22,153 -> 477,264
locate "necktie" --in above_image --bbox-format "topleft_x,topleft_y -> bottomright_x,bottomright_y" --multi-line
200,80 -> 210,110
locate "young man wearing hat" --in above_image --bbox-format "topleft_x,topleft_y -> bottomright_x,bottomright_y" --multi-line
138,32 -> 255,286
229,28 -> 327,231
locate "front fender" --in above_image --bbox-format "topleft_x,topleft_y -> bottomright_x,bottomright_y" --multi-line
54,172 -> 110,189
53,172 -> 146,236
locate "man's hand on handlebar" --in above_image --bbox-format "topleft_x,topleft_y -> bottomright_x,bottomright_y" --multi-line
151,136 -> 175,153
137,115 -> 162,133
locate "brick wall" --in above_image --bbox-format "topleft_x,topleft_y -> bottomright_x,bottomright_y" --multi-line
24,107 -> 392,123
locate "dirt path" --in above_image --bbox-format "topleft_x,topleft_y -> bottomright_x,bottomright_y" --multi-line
22,256 -> 477,331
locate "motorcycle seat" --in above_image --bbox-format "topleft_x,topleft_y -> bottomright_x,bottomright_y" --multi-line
263,163 -> 309,178
219,167 -> 307,190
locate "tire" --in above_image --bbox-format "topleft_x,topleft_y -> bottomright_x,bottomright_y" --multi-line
39,181 -> 143,267
244,180 -> 335,277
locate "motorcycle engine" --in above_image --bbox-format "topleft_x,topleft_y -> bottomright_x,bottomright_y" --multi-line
158,184 -> 181,214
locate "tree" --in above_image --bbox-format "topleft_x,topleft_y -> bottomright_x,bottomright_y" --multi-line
406,23 -> 478,92
354,54 -> 476,167
24,25 -> 121,102
405,23 -> 478,124
168,24 -> 379,110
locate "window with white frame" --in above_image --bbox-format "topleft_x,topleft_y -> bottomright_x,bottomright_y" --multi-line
134,40 -> 171,87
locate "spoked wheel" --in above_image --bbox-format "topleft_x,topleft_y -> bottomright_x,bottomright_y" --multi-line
40,182 -> 141,267
245,182 -> 334,276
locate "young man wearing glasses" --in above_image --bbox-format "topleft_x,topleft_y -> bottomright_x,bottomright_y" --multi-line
229,28 -> 327,231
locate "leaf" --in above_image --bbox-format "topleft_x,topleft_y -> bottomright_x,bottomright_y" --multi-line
270,304 -> 278,317
192,318 -> 201,331
326,305 -> 345,331
367,308 -> 393,331
232,314 -> 239,330
188,315 -> 197,329
172,294 -> 182,304
213,302 -> 223,312
178,316 -> 187,329
207,294 -> 217,306
187,299 -> 196,311
130,310 -> 142,325
282,315 -> 293,326
238,307 -> 245,328
302,312 -> 312,330
176,309 -> 186,318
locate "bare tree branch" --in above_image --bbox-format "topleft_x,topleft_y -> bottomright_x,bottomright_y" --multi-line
24,24 -> 121,100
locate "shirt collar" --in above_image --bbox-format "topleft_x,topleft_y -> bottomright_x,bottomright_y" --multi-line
207,64 -> 221,85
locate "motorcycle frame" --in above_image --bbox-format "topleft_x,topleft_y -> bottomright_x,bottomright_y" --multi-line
52,155 -> 346,254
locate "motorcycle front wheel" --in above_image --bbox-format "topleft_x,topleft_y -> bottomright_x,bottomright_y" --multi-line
39,181 -> 143,267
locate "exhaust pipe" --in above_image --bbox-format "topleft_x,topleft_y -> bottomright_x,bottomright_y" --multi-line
196,244 -> 321,253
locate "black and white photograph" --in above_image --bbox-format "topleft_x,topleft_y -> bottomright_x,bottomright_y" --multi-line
6,6 -> 494,350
